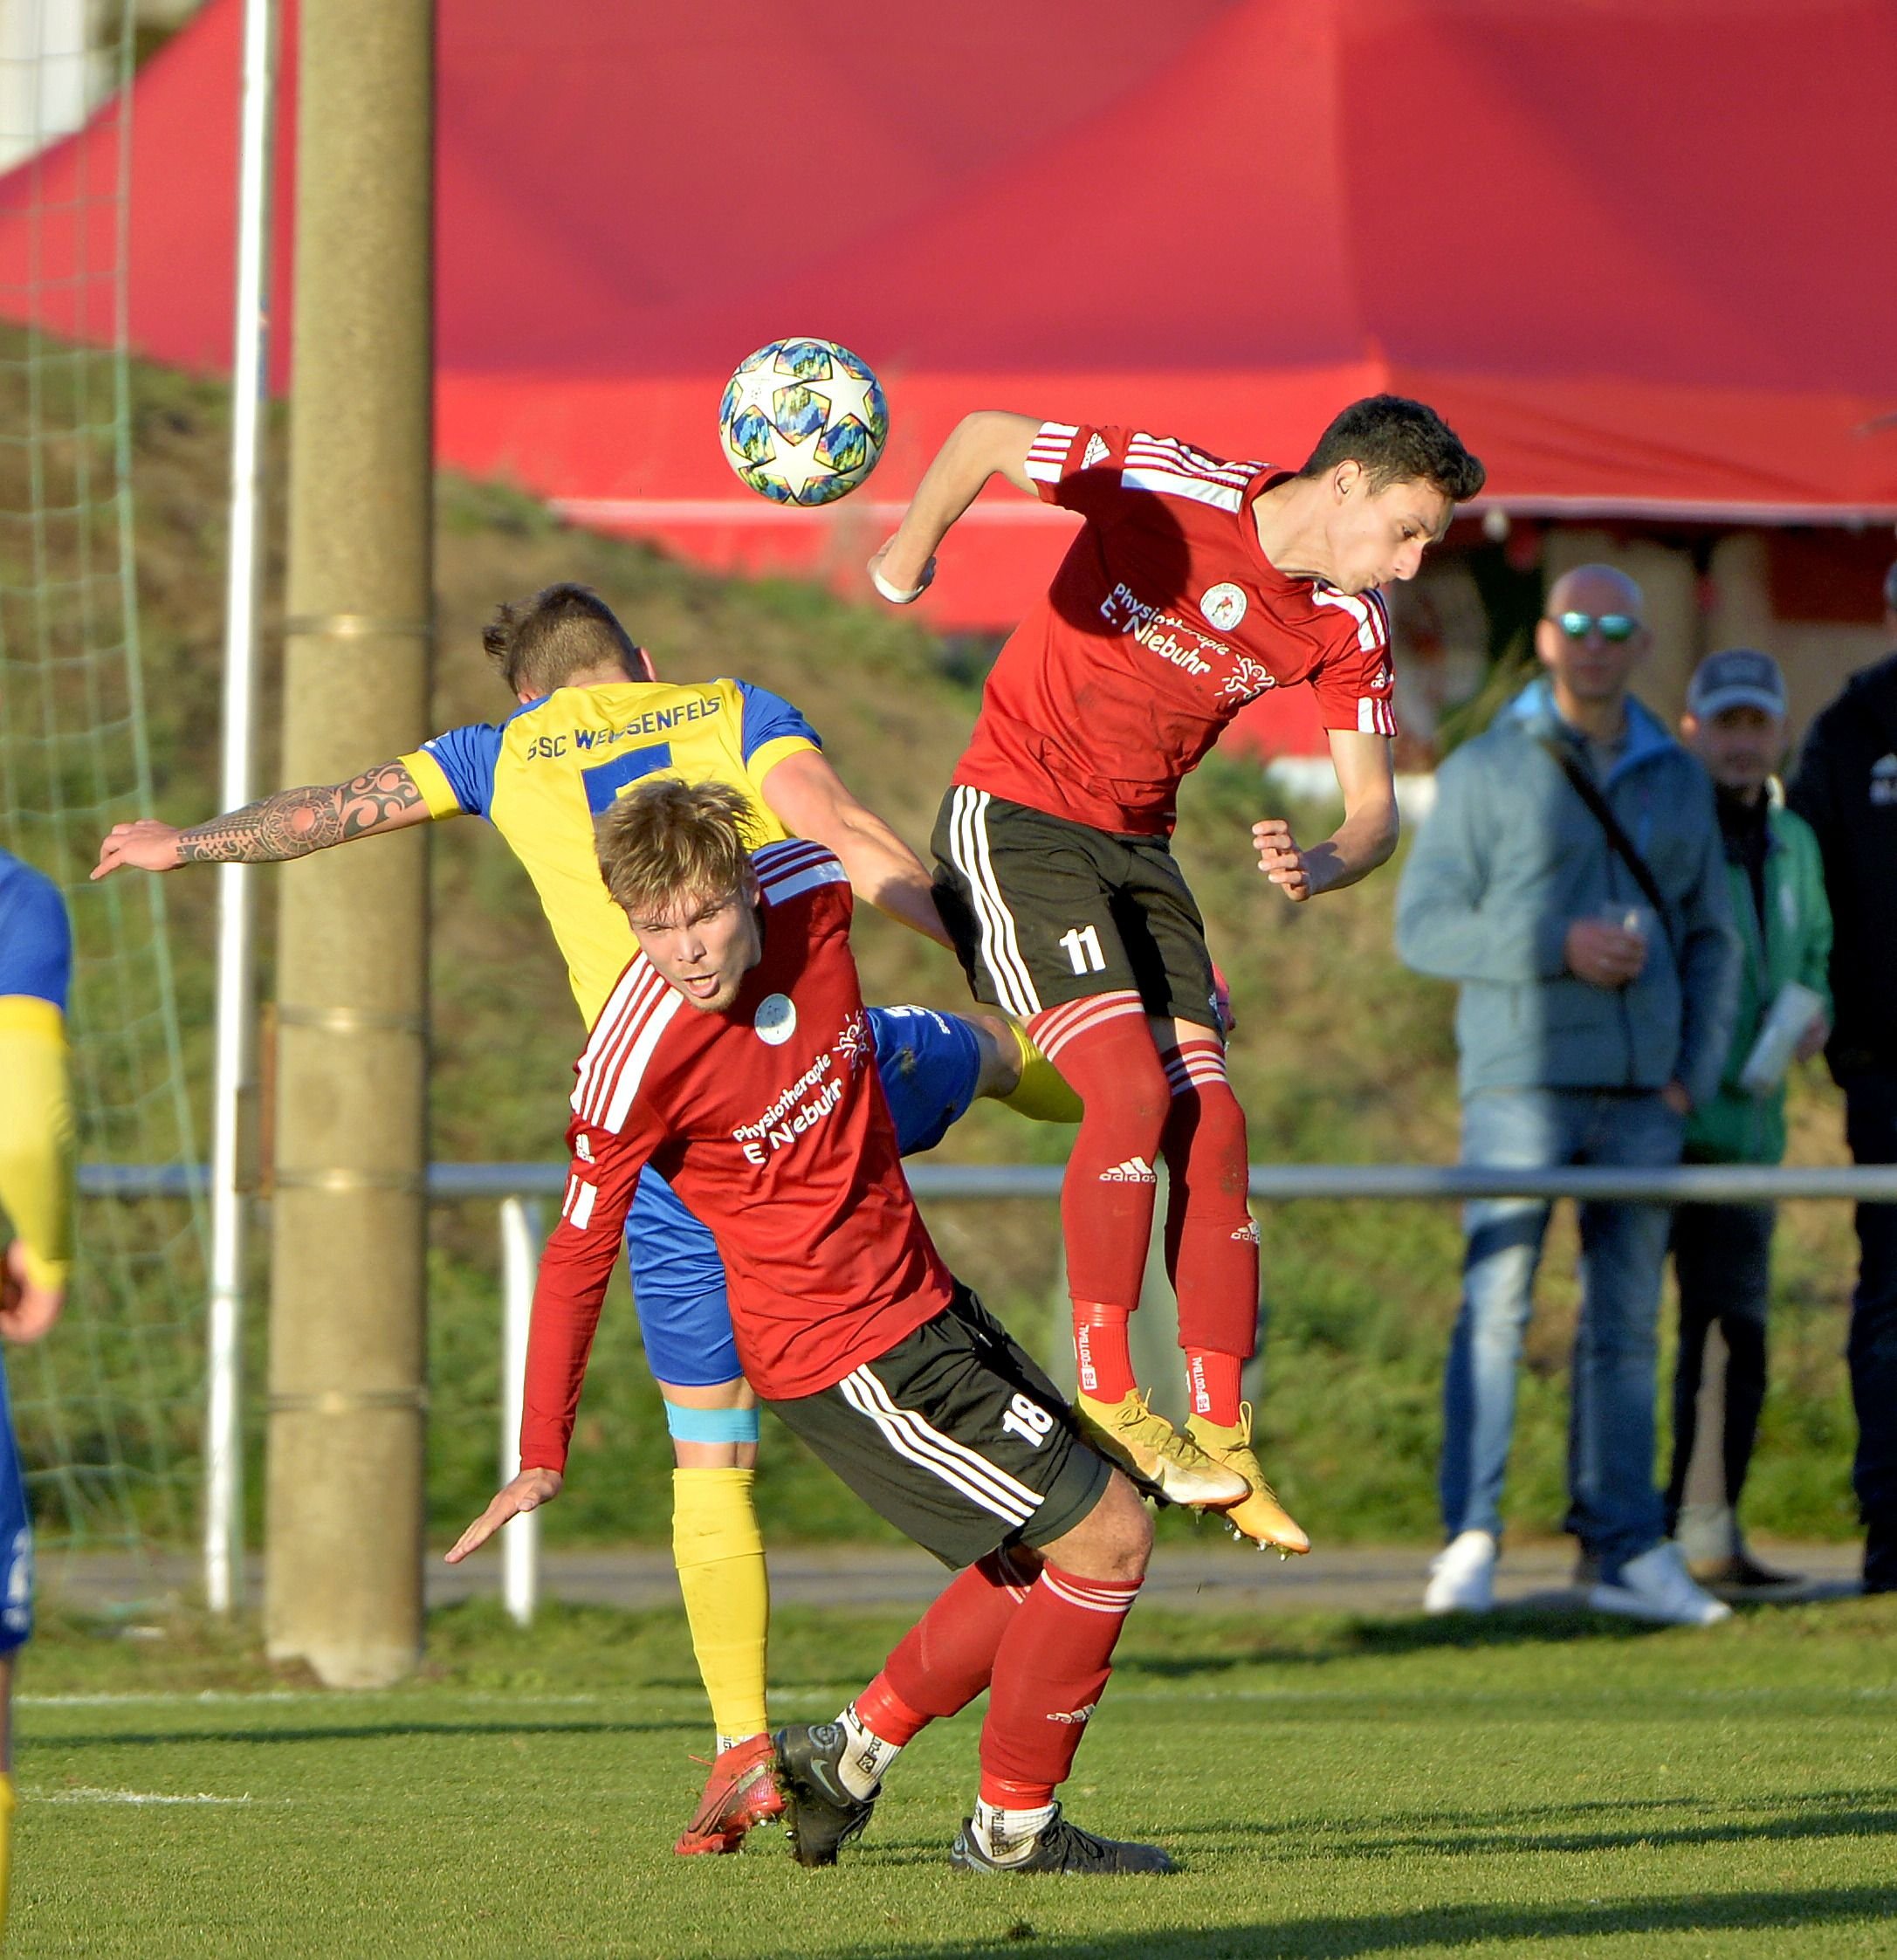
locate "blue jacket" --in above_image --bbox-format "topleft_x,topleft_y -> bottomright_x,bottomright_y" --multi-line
1396,679 -> 1740,1106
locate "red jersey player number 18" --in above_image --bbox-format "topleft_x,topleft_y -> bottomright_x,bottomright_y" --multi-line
450,778 -> 1177,1878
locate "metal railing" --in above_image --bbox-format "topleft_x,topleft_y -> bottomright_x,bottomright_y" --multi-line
80,1161 -> 1897,1206
81,1158 -> 1897,1622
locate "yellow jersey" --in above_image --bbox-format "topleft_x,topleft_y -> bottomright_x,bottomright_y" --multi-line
402,677 -> 819,1025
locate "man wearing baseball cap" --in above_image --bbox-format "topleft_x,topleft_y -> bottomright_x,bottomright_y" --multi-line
1789,567 -> 1897,1595
1670,650 -> 1832,1592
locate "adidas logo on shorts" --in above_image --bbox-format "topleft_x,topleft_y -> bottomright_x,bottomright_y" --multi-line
1098,1157 -> 1158,1184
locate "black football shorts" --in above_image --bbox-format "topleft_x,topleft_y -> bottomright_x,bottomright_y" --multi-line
931,785 -> 1220,1026
766,1284 -> 1112,1569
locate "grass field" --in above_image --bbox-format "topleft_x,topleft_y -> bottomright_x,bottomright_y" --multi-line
15,1596 -> 1897,1957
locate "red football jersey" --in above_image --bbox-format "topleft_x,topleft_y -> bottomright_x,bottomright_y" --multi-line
519,840 -> 953,1472
954,422 -> 1398,836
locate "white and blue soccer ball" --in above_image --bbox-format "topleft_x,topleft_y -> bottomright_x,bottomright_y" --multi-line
718,339 -> 889,505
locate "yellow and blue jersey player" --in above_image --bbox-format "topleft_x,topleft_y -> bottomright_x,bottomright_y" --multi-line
94,582 -> 1075,1853
0,846 -> 77,1938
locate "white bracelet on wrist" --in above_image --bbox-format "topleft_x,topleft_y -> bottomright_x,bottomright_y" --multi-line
871,558 -> 935,605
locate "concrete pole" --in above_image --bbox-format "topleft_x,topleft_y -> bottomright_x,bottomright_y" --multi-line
265,0 -> 434,1688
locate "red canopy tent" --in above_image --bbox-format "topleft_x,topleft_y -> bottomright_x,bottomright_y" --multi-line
5,0 -> 1895,740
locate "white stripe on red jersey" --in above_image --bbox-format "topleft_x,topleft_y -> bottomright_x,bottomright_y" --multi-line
600,987 -> 686,1133
1024,422 -> 1080,485
1124,435 -> 1256,487
1312,586 -> 1384,653
572,964 -> 669,1123
1121,465 -> 1247,512
1365,589 -> 1392,647
761,858 -> 849,904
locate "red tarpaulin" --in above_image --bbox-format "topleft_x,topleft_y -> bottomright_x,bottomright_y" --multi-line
5,0 -> 1894,716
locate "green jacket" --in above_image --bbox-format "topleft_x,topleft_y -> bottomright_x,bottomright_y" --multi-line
1685,801 -> 1832,1166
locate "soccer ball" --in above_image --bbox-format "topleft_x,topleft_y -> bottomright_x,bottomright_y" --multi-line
718,340 -> 889,506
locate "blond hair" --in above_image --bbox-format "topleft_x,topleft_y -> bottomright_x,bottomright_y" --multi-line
595,779 -> 763,919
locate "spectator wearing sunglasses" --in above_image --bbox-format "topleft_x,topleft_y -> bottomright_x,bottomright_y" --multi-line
1786,560 -> 1897,1595
1396,562 -> 1739,1626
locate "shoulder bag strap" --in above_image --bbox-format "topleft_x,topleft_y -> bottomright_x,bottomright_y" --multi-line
1536,735 -> 1679,956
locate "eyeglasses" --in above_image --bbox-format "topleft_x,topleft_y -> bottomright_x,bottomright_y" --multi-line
1550,610 -> 1639,643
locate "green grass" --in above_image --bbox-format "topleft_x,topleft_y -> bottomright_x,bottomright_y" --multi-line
15,1597 -> 1897,1957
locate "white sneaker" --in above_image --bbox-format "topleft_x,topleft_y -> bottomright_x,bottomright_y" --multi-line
1587,1542 -> 1732,1626
1424,1530 -> 1497,1613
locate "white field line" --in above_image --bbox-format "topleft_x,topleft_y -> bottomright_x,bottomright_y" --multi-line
27,1788 -> 270,1805
18,1689 -> 611,1708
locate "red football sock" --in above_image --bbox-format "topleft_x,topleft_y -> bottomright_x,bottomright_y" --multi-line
1159,1038 -> 1260,1371
880,1549 -> 1039,1724
1072,1301 -> 1136,1403
1029,994 -> 1168,1339
850,1674 -> 932,1748
1185,1348 -> 1243,1426
979,1564 -> 1142,1807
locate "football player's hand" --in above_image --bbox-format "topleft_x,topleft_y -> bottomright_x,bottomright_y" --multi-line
1211,964 -> 1237,1035
1795,1009 -> 1831,1063
1252,818 -> 1312,903
93,819 -> 185,879
0,1241 -> 65,1344
444,1467 -> 562,1563
867,538 -> 936,605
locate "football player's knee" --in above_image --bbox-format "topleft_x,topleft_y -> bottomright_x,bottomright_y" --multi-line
1172,1080 -> 1251,1198
663,1400 -> 760,1469
1099,1049 -> 1174,1142
1052,1468 -> 1152,1583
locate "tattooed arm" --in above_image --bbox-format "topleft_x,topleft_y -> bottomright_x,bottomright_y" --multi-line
92,760 -> 436,879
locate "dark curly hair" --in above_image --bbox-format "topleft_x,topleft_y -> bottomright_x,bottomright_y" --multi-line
1297,395 -> 1486,504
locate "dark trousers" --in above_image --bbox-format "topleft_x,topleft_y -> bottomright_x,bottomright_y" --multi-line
1844,1070 -> 1897,1530
1665,1201 -> 1774,1533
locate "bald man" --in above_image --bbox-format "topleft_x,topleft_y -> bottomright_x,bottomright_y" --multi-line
1397,563 -> 1739,1626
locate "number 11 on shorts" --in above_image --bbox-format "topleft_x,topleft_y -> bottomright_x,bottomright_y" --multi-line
1059,925 -> 1106,975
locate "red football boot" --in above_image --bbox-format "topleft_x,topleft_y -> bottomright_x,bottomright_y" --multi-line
672,1734 -> 787,1856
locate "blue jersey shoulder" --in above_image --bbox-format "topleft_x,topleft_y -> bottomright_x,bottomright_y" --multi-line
0,849 -> 73,1010
733,680 -> 821,762
420,719 -> 507,817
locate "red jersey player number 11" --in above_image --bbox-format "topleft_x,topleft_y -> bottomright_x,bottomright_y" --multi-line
870,395 -> 1486,1539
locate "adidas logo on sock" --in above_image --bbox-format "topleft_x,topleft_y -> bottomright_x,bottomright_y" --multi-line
1098,1157 -> 1158,1184
1231,1221 -> 1261,1244
1046,1702 -> 1099,1724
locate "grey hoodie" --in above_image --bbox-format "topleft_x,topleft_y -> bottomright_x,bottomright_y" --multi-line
1396,677 -> 1739,1106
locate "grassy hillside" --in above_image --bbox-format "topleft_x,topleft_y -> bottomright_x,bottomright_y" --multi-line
110,359 -> 1865,1552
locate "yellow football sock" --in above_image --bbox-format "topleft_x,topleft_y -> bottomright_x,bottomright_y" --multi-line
998,1022 -> 1083,1124
0,1769 -> 15,1944
671,1468 -> 770,1742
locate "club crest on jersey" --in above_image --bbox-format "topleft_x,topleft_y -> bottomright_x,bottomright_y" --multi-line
1199,582 -> 1248,631
754,994 -> 797,1046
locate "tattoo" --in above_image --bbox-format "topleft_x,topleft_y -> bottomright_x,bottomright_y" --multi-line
177,761 -> 425,863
